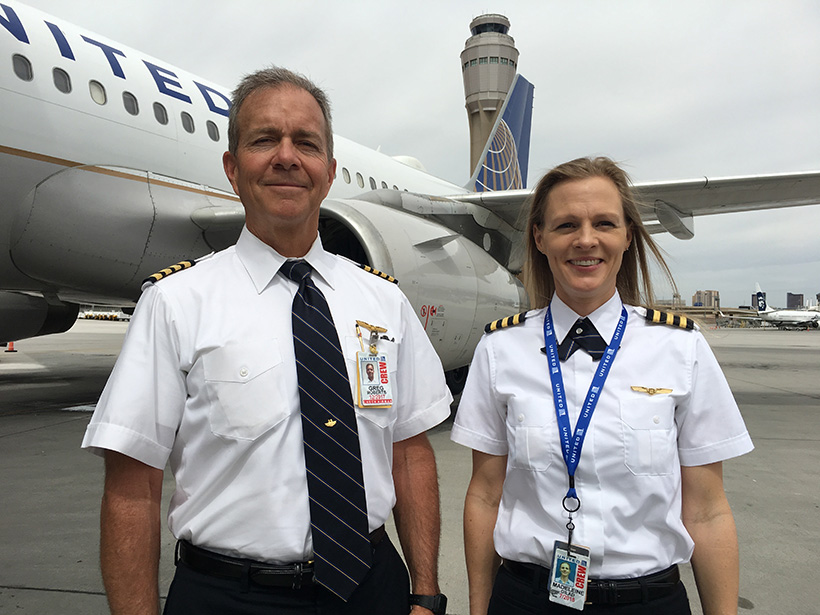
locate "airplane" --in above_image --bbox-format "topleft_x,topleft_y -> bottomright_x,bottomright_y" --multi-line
754,284 -> 820,329
3,0 -> 820,392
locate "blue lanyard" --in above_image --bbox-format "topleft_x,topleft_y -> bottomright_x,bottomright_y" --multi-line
543,305 -> 628,501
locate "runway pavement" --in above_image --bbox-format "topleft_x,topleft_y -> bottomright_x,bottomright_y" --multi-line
1,320 -> 818,614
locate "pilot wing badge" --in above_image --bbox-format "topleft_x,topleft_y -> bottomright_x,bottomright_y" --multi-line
630,386 -> 673,396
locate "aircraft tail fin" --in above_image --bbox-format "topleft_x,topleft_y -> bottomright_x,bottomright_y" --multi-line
755,282 -> 772,313
467,74 -> 534,192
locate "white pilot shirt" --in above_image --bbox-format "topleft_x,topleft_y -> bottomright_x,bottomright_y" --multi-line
451,291 -> 753,579
83,226 -> 452,563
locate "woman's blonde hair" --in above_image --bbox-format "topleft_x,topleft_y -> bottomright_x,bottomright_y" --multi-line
523,156 -> 676,309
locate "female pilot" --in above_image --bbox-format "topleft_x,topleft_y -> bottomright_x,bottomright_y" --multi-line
452,157 -> 752,614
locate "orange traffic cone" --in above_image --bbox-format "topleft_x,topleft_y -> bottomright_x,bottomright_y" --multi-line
5,341 -> 17,353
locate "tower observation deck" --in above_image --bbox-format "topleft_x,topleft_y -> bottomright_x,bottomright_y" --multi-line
460,14 -> 519,176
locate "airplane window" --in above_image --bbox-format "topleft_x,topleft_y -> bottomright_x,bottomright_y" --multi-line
89,80 -> 107,105
12,54 -> 33,81
381,181 -> 388,189
206,120 -> 220,142
153,102 -> 168,125
53,67 -> 71,93
356,172 -> 364,188
342,168 -> 351,184
122,91 -> 139,116
181,111 -> 195,134
369,177 -> 376,190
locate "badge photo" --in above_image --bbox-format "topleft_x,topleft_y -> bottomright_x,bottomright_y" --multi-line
549,541 -> 590,611
357,353 -> 393,408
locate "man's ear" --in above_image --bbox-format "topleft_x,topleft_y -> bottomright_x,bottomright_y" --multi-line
223,151 -> 240,195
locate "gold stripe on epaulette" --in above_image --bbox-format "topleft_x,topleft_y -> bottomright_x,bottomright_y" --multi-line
357,263 -> 399,285
142,260 -> 196,285
645,309 -> 694,330
485,311 -> 528,333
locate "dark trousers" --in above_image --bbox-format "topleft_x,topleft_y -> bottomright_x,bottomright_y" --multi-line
163,534 -> 410,615
488,562 -> 692,615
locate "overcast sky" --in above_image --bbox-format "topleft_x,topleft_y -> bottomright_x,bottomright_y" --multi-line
19,0 -> 820,307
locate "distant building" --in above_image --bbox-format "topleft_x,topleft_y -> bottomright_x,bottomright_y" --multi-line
692,290 -> 720,309
786,293 -> 804,309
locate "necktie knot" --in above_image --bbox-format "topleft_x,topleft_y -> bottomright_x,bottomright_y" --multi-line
559,317 -> 607,361
280,259 -> 313,284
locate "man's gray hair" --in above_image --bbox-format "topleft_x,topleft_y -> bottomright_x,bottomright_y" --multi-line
227,66 -> 334,160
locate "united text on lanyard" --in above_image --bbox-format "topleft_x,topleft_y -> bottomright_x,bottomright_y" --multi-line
543,305 -> 628,507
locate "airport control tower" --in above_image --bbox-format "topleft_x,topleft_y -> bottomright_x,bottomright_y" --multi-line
460,14 -> 519,175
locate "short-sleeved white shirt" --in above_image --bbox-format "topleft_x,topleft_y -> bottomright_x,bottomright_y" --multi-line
83,227 -> 452,563
451,292 -> 753,578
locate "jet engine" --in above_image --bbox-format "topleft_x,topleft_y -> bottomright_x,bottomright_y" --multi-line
0,291 -> 79,343
319,198 -> 527,370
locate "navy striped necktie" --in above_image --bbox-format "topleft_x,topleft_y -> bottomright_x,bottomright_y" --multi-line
558,317 -> 607,361
280,259 -> 371,601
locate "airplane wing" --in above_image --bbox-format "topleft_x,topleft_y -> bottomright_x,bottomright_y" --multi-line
445,170 -> 820,241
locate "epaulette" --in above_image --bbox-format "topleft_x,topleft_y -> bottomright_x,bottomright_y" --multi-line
644,309 -> 694,330
485,311 -> 528,333
357,263 -> 399,285
142,259 -> 196,285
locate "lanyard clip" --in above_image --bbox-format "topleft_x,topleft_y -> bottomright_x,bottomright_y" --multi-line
356,320 -> 387,355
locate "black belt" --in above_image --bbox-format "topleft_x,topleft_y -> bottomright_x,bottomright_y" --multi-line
503,560 -> 680,605
177,525 -> 386,589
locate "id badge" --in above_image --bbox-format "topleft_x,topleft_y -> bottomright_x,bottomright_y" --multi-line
357,352 -> 393,408
549,540 -> 590,610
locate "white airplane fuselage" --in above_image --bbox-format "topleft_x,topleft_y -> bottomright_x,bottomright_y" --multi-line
1,1 -> 529,372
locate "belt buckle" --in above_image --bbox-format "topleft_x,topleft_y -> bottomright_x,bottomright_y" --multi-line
291,562 -> 303,590
293,560 -> 314,590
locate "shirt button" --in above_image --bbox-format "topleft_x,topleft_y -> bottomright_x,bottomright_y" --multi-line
518,414 -> 525,423
653,416 -> 660,424
239,367 -> 249,378
575,327 -> 584,335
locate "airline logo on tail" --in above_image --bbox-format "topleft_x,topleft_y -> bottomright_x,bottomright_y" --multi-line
471,74 -> 534,192
754,283 -> 772,313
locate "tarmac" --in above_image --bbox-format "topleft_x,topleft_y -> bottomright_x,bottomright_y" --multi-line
1,320 -> 819,614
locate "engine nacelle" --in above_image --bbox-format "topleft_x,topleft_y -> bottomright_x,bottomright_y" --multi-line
0,292 -> 79,343
320,198 -> 528,370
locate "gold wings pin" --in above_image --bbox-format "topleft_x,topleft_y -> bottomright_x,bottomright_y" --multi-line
631,386 -> 673,396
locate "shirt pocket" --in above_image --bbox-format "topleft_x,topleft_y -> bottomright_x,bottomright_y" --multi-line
203,339 -> 291,440
345,336 -> 398,430
620,397 -> 676,476
508,410 -> 556,472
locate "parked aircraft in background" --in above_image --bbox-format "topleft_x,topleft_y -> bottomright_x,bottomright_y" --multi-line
754,284 -> 820,329
2,0 -> 820,389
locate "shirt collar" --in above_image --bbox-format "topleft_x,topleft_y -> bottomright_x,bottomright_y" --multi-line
550,291 -> 624,345
235,226 -> 339,293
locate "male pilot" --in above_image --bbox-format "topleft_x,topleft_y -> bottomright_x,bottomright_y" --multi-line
365,362 -> 376,382
83,67 -> 451,615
